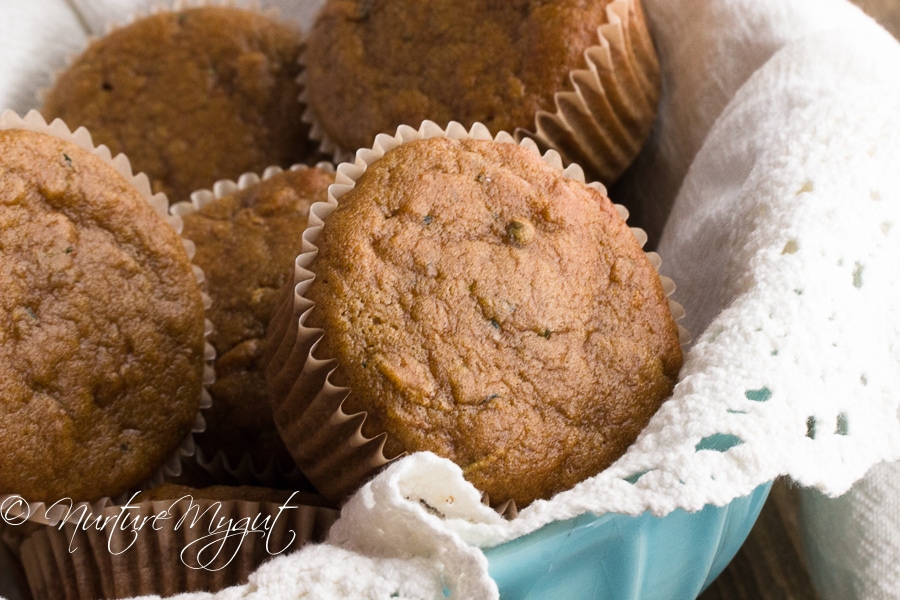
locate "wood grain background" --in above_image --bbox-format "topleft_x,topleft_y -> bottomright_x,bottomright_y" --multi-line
700,480 -> 820,600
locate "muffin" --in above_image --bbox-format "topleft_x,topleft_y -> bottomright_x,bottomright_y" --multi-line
19,483 -> 338,600
41,5 -> 318,205
178,165 -> 335,478
303,0 -> 660,184
266,122 -> 684,507
0,122 -> 207,504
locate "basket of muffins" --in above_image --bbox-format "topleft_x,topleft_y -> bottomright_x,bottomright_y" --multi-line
0,0 -> 769,598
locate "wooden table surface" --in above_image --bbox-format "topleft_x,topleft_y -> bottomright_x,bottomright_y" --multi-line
699,479 -> 821,600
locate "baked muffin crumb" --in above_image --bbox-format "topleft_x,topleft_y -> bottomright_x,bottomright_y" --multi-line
182,167 -> 334,470
42,6 -> 318,204
301,136 -> 682,505
0,128 -> 206,503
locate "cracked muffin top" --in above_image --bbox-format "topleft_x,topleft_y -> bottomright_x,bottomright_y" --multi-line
0,128 -> 206,503
41,5 -> 316,205
181,166 -> 334,470
303,136 -> 683,506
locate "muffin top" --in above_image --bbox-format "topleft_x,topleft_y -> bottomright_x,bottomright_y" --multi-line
182,167 -> 334,468
305,0 -> 619,153
305,136 -> 682,505
0,128 -> 206,503
41,6 -> 317,205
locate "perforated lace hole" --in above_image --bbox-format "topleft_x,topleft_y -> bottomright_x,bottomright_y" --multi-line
745,387 -> 772,402
836,413 -> 849,436
625,470 -> 650,484
852,262 -> 864,288
695,434 -> 743,452
796,181 -> 814,195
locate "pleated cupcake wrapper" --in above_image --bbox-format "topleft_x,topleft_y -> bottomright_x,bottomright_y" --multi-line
170,162 -> 335,489
169,162 -> 335,219
516,0 -> 661,186
0,109 -> 215,527
265,119 -> 688,505
298,0 -> 660,186
189,447 -> 310,490
18,493 -> 338,600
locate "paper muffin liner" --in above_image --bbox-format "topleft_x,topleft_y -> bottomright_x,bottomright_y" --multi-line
264,120 -> 689,505
31,0 -> 312,497
298,0 -> 660,186
169,163 -> 335,490
0,109 -> 215,529
17,489 -> 338,600
517,0 -> 661,186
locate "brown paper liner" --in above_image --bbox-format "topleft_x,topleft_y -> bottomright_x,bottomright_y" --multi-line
300,0 -> 660,186
264,120 -> 688,504
18,491 -> 338,600
0,109 -> 215,528
170,163 -> 335,490
518,0 -> 661,185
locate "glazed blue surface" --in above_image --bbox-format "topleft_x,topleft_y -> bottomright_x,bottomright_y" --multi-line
485,482 -> 772,600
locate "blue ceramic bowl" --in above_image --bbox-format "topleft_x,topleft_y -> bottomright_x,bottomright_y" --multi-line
485,481 -> 772,600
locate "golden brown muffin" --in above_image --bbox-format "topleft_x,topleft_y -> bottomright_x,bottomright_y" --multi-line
42,6 -> 318,205
303,0 -> 660,183
181,167 -> 334,472
20,483 -> 338,599
289,135 -> 683,506
0,128 -> 206,503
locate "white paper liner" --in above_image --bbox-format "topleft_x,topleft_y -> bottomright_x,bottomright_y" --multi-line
300,0 -> 660,186
170,162 -> 335,489
18,491 -> 338,599
265,119 -> 688,504
0,109 -> 215,527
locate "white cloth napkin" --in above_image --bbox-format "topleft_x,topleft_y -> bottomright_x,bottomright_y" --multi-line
3,0 -> 900,598
796,6 -> 900,600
